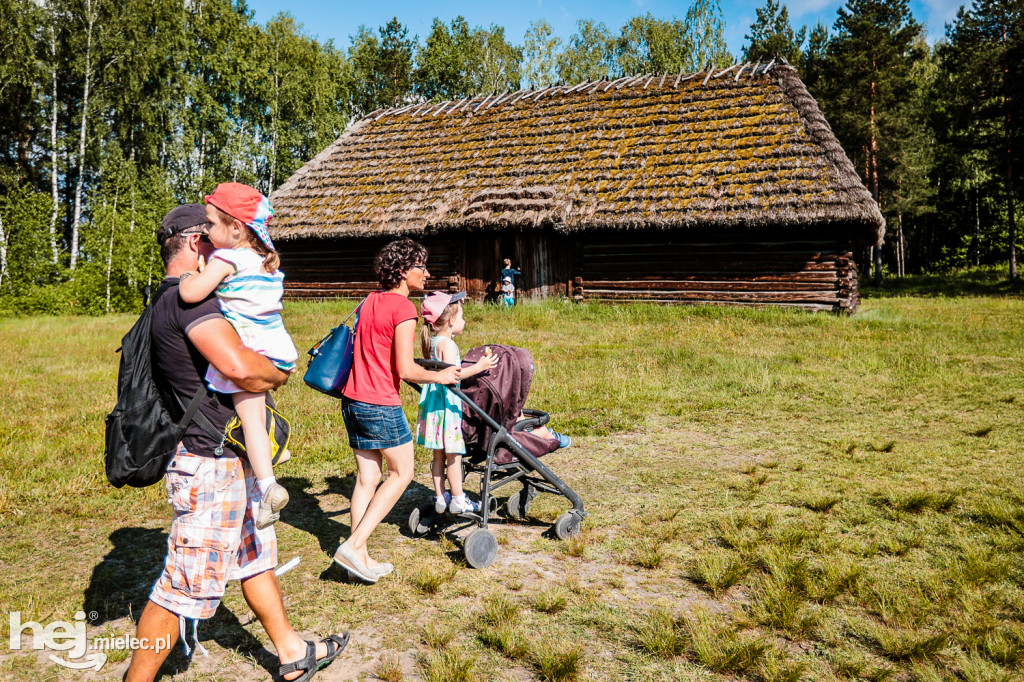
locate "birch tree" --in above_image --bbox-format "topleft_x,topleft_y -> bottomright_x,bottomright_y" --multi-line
68,0 -> 97,271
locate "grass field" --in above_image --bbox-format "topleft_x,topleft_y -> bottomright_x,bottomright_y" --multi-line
2,272 -> 1024,680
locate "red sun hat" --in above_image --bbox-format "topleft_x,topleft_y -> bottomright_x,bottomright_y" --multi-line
204,182 -> 275,249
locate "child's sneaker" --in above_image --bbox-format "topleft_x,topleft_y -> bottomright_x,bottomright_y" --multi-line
256,482 -> 289,529
448,494 -> 480,514
434,491 -> 452,514
551,431 -> 572,449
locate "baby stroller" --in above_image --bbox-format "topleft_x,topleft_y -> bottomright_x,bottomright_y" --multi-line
406,345 -> 587,568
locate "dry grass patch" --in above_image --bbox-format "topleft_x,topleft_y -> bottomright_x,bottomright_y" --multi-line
798,490 -> 843,513
421,621 -> 456,650
758,646 -> 807,682
407,562 -> 458,595
634,607 -> 688,657
531,642 -> 584,681
852,618 -> 948,662
686,608 -> 769,674
533,586 -> 568,613
630,538 -> 665,569
374,653 -> 404,681
418,646 -> 477,682
971,497 -> 1024,534
872,488 -> 959,514
747,575 -> 819,637
478,622 -> 530,660
687,548 -> 748,597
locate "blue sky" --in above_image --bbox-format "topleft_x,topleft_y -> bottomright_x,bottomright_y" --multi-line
244,0 -> 965,58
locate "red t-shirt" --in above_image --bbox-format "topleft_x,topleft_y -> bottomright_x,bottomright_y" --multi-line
342,291 -> 419,406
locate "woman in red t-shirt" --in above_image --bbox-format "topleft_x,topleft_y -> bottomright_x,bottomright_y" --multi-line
334,238 -> 460,583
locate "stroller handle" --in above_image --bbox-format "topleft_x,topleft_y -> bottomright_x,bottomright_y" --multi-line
415,358 -> 453,371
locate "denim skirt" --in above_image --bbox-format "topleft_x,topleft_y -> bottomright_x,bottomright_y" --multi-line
341,397 -> 413,450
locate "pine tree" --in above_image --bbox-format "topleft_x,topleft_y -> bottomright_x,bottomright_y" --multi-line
822,0 -> 924,285
939,0 -> 1022,279
743,0 -> 806,66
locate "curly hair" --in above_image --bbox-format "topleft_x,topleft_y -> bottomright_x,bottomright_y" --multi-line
375,238 -> 427,290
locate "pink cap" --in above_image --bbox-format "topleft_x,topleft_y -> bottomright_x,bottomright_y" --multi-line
421,290 -> 466,324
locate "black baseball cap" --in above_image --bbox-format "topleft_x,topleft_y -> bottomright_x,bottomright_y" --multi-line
157,204 -> 209,245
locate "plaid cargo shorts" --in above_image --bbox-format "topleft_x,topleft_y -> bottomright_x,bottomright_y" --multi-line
149,444 -> 278,620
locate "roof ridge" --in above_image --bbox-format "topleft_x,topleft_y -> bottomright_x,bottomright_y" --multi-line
365,62 -> 779,123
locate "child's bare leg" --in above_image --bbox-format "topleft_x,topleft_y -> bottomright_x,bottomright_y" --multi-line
446,454 -> 464,498
234,392 -> 273,480
431,449 -> 447,499
518,411 -> 554,439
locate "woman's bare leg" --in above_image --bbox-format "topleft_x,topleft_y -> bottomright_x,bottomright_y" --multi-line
348,441 -> 415,568
350,449 -> 382,535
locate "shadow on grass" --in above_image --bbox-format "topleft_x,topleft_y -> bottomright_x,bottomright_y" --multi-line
83,528 -> 276,681
861,267 -> 1024,298
279,474 -> 437,554
83,527 -> 167,626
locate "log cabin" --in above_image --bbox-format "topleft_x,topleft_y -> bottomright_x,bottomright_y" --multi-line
269,63 -> 883,312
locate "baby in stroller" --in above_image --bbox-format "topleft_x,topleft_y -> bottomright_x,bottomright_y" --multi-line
416,291 -> 569,516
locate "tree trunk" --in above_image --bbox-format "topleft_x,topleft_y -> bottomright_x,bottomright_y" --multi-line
105,187 -> 119,313
48,23 -> 60,266
197,128 -> 205,191
0,211 -> 8,299
897,211 -> 905,277
70,0 -> 96,272
869,78 -> 882,286
1004,61 -> 1017,279
271,61 -> 278,191
974,185 -> 981,266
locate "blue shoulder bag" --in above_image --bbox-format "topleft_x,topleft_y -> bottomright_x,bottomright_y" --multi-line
303,299 -> 364,398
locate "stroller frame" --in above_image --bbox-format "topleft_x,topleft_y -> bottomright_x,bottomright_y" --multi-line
407,358 -> 587,568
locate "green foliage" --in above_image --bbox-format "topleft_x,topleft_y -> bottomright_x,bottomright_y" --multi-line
615,14 -> 694,76
557,20 -> 616,84
742,0 -> 806,65
414,17 -> 521,101
349,17 -> 414,116
522,20 -> 562,88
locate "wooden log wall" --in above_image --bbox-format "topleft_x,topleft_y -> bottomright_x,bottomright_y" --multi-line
578,230 -> 860,313
460,229 -> 572,302
278,236 -> 459,299
279,227 -> 860,313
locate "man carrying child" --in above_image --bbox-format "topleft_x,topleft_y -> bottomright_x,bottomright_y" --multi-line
124,204 -> 347,682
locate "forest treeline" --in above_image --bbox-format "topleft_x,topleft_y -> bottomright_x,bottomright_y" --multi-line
0,0 -> 1020,314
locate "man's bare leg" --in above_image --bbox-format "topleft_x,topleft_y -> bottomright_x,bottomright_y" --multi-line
241,570 -> 346,680
124,601 -> 180,682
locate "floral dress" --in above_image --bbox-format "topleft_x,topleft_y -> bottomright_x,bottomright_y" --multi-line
415,336 -> 466,454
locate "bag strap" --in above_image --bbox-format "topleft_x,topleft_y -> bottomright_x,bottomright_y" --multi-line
174,388 -> 227,443
341,297 -> 366,326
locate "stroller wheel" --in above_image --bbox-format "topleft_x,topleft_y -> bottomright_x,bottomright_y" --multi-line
553,512 -> 582,540
505,488 -> 535,520
463,528 -> 498,569
409,502 -> 435,537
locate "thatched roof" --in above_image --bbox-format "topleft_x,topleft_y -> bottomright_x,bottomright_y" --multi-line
271,64 -> 884,245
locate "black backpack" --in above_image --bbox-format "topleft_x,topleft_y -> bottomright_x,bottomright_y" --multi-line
104,282 -> 223,488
